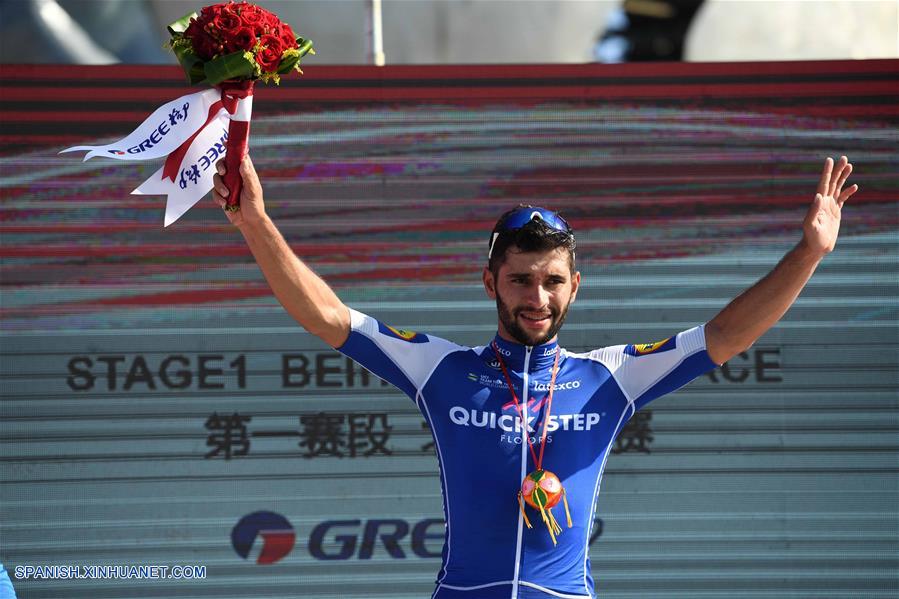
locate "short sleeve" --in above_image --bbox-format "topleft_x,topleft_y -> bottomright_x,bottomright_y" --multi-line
335,308 -> 466,401
585,325 -> 717,411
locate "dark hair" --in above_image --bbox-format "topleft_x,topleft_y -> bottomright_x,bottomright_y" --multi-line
487,212 -> 576,276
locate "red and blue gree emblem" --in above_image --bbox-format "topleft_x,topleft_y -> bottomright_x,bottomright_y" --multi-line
231,511 -> 296,565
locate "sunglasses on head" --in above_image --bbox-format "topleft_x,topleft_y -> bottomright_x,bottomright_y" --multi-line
488,206 -> 573,259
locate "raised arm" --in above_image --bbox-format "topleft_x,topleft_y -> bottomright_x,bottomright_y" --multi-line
212,156 -> 351,348
704,155 -> 858,365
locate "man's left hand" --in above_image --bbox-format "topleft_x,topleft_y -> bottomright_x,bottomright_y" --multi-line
705,155 -> 859,364
802,155 -> 858,258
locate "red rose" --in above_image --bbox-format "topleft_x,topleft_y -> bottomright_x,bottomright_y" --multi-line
210,14 -> 226,34
255,34 -> 284,72
262,11 -> 280,26
261,33 -> 284,53
278,23 -> 298,49
199,3 -> 225,21
231,26 -> 258,52
241,12 -> 265,29
215,11 -> 242,36
238,4 -> 265,28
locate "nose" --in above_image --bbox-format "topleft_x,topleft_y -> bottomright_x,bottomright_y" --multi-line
525,283 -> 550,307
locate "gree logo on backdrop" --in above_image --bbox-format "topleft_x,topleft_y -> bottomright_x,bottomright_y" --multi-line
308,519 -> 443,560
231,511 -> 296,565
230,514 -> 605,561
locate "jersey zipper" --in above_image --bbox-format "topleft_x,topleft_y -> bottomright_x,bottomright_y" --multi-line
511,345 -> 532,599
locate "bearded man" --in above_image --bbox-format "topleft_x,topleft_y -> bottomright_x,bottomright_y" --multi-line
212,155 -> 855,599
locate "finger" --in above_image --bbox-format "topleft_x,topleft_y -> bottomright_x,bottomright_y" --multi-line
817,156 -> 833,196
240,154 -> 262,196
212,172 -> 229,198
216,158 -> 226,176
241,154 -> 256,179
838,184 -> 858,206
833,162 -> 852,199
829,155 -> 848,197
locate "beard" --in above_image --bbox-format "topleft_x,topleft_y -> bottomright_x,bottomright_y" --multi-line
495,291 -> 572,346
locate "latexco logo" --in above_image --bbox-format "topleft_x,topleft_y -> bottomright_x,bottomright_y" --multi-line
532,379 -> 581,391
231,511 -> 296,565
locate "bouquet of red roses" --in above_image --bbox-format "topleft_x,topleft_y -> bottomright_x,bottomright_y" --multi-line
61,1 -> 313,226
168,1 -> 314,209
168,1 -> 314,87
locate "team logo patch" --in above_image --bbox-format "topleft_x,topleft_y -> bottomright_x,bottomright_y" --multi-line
379,322 -> 428,343
626,337 -> 675,356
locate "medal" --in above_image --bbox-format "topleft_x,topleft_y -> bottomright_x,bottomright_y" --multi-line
519,469 -> 572,545
493,342 -> 573,545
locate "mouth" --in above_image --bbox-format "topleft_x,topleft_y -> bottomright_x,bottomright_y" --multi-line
518,311 -> 552,329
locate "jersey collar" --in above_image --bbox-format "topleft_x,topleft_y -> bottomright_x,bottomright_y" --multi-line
491,334 -> 561,373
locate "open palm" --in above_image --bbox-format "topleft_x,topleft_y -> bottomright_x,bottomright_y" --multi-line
803,156 -> 857,256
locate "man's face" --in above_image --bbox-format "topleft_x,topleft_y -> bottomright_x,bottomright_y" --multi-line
483,247 -> 580,346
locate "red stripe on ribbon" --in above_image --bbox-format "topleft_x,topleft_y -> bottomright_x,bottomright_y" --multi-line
161,100 -> 224,182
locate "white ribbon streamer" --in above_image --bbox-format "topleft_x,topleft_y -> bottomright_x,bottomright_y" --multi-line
131,116 -> 230,227
60,89 -> 222,162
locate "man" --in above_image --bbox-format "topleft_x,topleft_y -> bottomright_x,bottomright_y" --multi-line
212,156 -> 855,598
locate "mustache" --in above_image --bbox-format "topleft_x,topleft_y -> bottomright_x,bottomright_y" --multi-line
514,307 -> 558,319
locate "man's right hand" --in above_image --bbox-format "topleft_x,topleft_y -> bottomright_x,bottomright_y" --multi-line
212,155 -> 266,227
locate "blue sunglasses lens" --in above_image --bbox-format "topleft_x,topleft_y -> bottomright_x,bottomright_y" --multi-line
497,208 -> 570,233
488,207 -> 573,259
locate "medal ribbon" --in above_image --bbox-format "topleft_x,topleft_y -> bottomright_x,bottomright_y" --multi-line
491,342 -> 560,470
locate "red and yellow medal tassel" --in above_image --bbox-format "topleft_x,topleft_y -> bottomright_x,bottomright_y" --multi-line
562,487 -> 573,528
517,488 -> 571,539
536,488 -> 560,545
518,492 -> 532,529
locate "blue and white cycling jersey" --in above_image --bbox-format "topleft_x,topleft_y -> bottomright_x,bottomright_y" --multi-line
337,308 -> 717,599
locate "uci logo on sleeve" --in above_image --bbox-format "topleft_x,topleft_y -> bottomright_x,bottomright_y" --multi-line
626,337 -> 675,356
379,322 -> 429,343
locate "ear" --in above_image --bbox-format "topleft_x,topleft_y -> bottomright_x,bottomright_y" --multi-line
570,270 -> 581,302
483,267 -> 497,299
